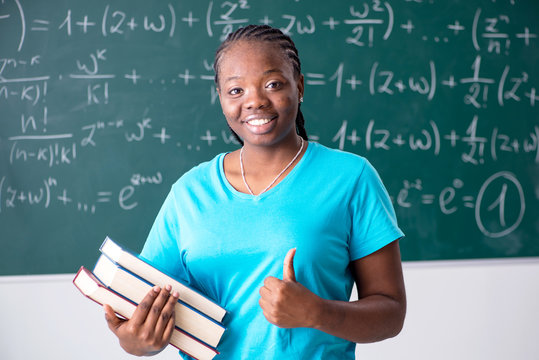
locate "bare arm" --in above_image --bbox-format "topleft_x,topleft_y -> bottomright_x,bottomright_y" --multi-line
259,240 -> 406,343
313,240 -> 406,342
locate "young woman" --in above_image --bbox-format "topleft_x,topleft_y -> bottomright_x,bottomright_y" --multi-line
104,25 -> 406,359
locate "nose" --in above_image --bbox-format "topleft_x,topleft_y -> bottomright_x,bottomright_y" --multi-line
244,88 -> 269,110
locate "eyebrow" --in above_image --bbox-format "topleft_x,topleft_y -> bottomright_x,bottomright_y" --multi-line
223,68 -> 284,83
263,68 -> 283,76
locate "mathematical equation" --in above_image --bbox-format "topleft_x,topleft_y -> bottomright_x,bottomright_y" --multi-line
5,111 -> 244,167
1,0 -> 537,258
0,169 -> 526,239
330,116 -> 539,165
391,171 -> 525,238
0,172 -> 163,214
5,109 -> 538,167
2,54 -> 537,112
2,0 -> 536,52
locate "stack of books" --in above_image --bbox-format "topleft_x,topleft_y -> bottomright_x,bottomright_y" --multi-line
73,237 -> 226,360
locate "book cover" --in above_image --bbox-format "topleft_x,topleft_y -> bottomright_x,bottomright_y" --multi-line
73,266 -> 219,360
93,254 -> 225,348
100,236 -> 226,322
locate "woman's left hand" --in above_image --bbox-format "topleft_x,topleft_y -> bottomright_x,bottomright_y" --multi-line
259,248 -> 323,328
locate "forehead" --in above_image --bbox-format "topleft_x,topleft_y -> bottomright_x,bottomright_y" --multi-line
219,40 -> 293,77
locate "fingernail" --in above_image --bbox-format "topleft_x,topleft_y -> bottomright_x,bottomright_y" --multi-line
153,286 -> 161,293
172,291 -> 179,298
165,284 -> 172,292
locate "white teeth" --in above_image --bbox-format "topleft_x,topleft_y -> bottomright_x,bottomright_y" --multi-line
247,118 -> 272,126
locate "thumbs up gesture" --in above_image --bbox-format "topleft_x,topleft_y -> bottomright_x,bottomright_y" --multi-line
259,248 -> 322,328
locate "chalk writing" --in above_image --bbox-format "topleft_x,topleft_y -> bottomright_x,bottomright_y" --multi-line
391,171 -> 526,239
0,0 -> 537,269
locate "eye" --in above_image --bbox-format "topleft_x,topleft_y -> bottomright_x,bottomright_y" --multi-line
228,87 -> 243,96
266,81 -> 283,90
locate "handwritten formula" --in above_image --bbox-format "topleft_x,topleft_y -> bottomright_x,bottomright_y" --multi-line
0,0 -> 537,271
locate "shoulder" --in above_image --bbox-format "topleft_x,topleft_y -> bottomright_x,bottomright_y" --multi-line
305,143 -> 387,197
171,152 -> 226,191
307,142 -> 369,176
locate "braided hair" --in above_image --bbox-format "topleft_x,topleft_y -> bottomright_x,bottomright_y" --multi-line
213,24 -> 308,145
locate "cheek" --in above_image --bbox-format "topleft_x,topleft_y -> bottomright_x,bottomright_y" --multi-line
221,102 -> 240,123
277,96 -> 297,114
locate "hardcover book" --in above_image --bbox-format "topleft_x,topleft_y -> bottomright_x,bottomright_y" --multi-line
93,254 -> 225,348
73,266 -> 219,360
100,236 -> 226,322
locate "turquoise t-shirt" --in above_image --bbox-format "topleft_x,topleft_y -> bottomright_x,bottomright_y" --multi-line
141,141 -> 403,360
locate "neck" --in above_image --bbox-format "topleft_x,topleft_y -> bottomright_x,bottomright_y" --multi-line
240,136 -> 305,195
241,135 -> 303,172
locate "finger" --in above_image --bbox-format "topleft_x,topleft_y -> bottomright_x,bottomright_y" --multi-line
131,285 -> 161,326
259,306 -> 278,326
104,304 -> 124,333
160,297 -> 178,344
259,284 -> 272,300
258,297 -> 271,314
145,285 -> 174,330
154,289 -> 179,338
283,248 -> 296,282
263,276 -> 280,288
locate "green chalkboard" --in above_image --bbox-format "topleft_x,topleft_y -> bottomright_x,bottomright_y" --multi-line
1,0 -> 538,275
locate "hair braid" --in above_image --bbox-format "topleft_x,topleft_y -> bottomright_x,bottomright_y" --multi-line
214,25 -> 308,146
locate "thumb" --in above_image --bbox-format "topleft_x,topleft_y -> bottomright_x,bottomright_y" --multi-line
104,304 -> 123,333
283,248 -> 296,282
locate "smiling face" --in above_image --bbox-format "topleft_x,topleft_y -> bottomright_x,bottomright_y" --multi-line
216,40 -> 304,148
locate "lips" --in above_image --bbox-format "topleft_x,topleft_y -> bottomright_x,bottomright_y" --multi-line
246,118 -> 273,126
243,114 -> 278,125
242,114 -> 278,135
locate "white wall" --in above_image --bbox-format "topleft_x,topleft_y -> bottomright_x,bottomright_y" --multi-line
357,259 -> 539,360
2,259 -> 538,360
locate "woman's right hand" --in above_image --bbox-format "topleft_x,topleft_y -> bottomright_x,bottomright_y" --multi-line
104,285 -> 179,356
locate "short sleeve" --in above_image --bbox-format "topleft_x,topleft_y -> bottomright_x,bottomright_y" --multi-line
348,160 -> 404,260
140,188 -> 187,282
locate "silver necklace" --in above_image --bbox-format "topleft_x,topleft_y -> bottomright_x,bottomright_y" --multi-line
240,137 -> 304,196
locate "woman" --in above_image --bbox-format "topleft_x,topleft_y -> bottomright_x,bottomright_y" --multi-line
105,24 -> 406,359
